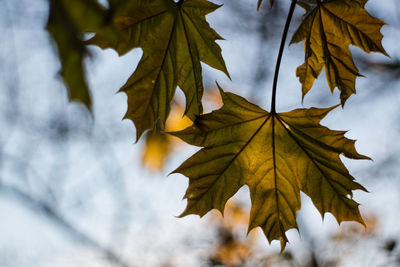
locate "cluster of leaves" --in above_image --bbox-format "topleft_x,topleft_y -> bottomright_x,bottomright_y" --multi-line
47,0 -> 387,249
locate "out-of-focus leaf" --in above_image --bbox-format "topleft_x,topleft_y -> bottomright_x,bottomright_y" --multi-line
46,0 -> 106,110
209,201 -> 254,267
211,240 -> 251,267
331,212 -> 377,242
89,0 -> 229,140
165,104 -> 194,133
257,0 -> 274,10
171,87 -> 369,249
142,103 -> 192,172
291,0 -> 387,104
257,0 -> 263,10
383,239 -> 397,254
142,130 -> 171,172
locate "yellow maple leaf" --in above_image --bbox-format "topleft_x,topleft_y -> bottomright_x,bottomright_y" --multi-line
291,0 -> 388,104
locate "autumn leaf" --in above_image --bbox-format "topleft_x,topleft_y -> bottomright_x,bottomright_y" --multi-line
171,87 -> 369,249
142,102 -> 192,172
142,129 -> 171,172
257,0 -> 263,10
165,103 -> 194,133
89,0 -> 229,140
257,0 -> 274,10
209,201 -> 254,267
141,88 -> 218,172
291,0 -> 387,104
47,0 -> 106,110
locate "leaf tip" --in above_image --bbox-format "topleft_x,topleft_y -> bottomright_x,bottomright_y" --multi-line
167,168 -> 177,177
215,82 -> 226,98
279,238 -> 287,254
361,154 -> 373,161
327,104 -> 341,112
353,213 -> 367,229
177,210 -> 188,218
246,224 -> 255,237
135,130 -> 144,143
257,0 -> 262,11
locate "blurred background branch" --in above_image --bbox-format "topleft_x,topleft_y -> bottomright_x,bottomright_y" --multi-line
0,0 -> 400,266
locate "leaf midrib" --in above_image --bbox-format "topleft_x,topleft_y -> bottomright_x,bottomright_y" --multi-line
271,115 -> 287,241
277,115 -> 356,211
140,11 -> 178,125
185,114 -> 272,210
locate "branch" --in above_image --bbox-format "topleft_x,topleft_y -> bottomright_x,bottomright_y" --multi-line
270,0 -> 297,113
0,182 -> 134,267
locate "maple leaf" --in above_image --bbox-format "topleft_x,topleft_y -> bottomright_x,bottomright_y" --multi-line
291,0 -> 388,104
171,87 -> 369,249
47,0 -> 106,110
88,0 -> 229,140
257,0 -> 274,10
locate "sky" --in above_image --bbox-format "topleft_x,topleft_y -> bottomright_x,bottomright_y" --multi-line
0,0 -> 400,266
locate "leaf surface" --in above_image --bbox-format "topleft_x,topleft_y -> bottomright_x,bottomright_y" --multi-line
89,0 -> 229,140
291,0 -> 387,104
257,0 -> 274,10
47,0 -> 106,110
171,88 -> 369,249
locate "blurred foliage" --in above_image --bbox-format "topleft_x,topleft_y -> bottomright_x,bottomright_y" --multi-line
46,0 -> 108,110
142,89 -> 222,172
142,103 -> 192,172
1,0 -> 400,266
142,130 -> 171,172
360,58 -> 400,79
208,201 -> 254,267
205,203 -> 400,267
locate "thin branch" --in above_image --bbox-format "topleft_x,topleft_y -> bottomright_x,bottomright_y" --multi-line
0,182 -> 134,267
271,0 -> 297,114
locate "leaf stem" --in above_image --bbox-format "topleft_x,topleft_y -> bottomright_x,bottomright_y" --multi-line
271,0 -> 297,114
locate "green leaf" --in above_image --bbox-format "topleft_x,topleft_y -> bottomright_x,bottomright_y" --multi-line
88,0 -> 229,141
171,87 -> 369,249
46,0 -> 106,110
291,0 -> 387,105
